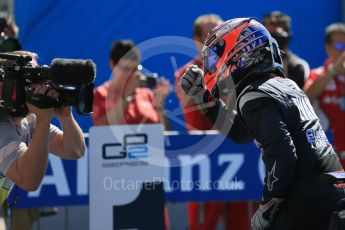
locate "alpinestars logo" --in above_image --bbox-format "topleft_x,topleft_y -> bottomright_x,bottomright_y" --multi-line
266,161 -> 278,192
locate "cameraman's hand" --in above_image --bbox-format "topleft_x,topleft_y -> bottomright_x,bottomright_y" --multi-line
153,77 -> 171,108
54,106 -> 73,122
27,84 -> 57,122
180,65 -> 206,105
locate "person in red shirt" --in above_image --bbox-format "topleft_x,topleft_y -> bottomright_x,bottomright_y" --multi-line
175,14 -> 251,230
92,40 -> 171,229
92,40 -> 171,128
304,23 -> 345,168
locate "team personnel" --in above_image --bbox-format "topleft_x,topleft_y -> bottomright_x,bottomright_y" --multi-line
262,11 -> 309,88
304,23 -> 345,168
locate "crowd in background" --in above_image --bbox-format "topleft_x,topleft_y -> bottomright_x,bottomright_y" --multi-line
1,8 -> 345,230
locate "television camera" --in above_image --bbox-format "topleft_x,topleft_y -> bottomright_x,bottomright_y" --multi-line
0,53 -> 96,117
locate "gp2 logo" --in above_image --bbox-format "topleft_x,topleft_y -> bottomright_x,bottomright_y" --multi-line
102,134 -> 148,159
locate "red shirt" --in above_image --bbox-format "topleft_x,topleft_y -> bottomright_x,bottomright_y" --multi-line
92,81 -> 159,125
174,59 -> 213,131
307,60 -> 345,152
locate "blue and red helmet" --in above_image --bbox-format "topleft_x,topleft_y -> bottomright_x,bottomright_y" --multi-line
202,18 -> 284,96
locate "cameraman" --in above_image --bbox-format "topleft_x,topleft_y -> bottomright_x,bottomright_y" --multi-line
0,51 -> 85,228
92,40 -> 171,129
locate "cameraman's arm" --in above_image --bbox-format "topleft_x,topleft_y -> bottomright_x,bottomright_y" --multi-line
48,107 -> 85,159
153,78 -> 172,130
5,96 -> 54,191
155,106 -> 171,131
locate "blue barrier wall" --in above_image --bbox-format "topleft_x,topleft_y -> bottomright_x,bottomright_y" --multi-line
8,130 -> 334,208
14,0 -> 342,132
11,133 -> 263,208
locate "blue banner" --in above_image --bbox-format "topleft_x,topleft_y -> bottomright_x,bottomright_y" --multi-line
164,133 -> 263,202
10,133 -> 263,208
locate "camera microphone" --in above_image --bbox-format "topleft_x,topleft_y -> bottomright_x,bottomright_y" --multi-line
50,58 -> 96,84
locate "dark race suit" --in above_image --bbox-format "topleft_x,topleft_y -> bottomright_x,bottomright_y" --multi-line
206,76 -> 345,230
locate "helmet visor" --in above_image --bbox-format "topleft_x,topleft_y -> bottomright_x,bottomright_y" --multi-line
202,39 -> 226,74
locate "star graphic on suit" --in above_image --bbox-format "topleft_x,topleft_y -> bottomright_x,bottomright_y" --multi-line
267,161 -> 278,191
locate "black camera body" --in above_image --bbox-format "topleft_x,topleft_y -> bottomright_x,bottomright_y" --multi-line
137,65 -> 160,89
0,53 -> 96,117
139,72 -> 158,89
